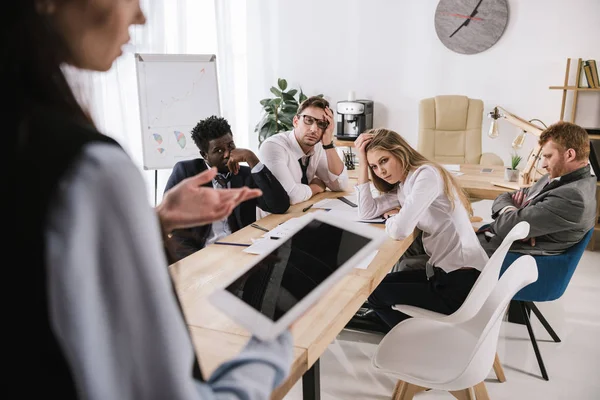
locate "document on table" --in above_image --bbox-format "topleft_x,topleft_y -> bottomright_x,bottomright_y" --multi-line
442,164 -> 460,172
442,164 -> 464,176
312,193 -> 359,211
312,192 -> 385,223
325,209 -> 385,224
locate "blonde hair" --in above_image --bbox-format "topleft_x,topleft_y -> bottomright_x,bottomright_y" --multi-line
365,128 -> 473,215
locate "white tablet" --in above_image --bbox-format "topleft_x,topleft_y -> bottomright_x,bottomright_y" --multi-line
208,211 -> 388,340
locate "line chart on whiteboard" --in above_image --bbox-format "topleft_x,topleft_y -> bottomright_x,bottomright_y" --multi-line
144,66 -> 208,130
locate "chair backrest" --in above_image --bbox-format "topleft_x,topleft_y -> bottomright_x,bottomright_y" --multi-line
418,95 -> 483,164
500,229 -> 593,302
451,255 -> 538,389
442,221 -> 530,323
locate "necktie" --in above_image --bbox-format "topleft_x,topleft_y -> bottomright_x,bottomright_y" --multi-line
214,173 -> 230,188
298,156 -> 311,185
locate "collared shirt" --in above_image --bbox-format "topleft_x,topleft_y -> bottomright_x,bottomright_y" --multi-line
259,130 -> 349,204
205,161 -> 265,246
355,164 -> 489,273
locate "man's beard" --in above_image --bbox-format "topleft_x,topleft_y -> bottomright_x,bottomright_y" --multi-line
550,159 -> 566,178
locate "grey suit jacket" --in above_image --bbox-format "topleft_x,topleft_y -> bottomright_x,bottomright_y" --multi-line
479,165 -> 596,256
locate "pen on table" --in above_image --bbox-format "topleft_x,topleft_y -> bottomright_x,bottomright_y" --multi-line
250,223 -> 270,232
302,204 -> 314,212
213,242 -> 251,247
269,236 -> 280,240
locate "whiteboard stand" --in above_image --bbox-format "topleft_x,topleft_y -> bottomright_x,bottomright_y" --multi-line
135,53 -> 221,206
154,170 -> 158,207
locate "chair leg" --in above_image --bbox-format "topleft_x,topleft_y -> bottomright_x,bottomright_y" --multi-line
473,382 -> 490,400
526,301 -> 561,343
392,380 -> 427,400
520,301 -> 550,380
493,352 -> 507,382
449,387 -> 476,400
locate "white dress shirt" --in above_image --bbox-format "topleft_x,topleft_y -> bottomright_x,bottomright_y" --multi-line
355,165 -> 489,273
259,130 -> 349,204
204,161 -> 266,246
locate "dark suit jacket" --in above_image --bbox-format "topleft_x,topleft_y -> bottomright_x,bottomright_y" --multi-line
479,165 -> 597,256
163,159 -> 290,261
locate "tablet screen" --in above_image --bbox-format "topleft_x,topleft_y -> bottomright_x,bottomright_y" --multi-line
225,219 -> 372,322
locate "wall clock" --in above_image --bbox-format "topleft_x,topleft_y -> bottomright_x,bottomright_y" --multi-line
434,0 -> 509,55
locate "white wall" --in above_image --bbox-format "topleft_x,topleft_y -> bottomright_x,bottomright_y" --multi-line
246,0 -> 600,166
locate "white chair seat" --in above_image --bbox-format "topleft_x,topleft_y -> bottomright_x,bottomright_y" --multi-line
373,318 -> 480,387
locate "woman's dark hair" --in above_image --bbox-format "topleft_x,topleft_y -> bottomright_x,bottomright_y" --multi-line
3,2 -> 93,130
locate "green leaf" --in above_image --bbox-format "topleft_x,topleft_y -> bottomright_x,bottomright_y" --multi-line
259,98 -> 271,106
282,104 -> 298,113
287,89 -> 298,97
299,92 -> 308,104
266,120 -> 279,136
258,120 -> 277,144
281,92 -> 296,102
279,113 -> 294,127
268,98 -> 282,108
278,78 -> 288,91
270,87 -> 282,97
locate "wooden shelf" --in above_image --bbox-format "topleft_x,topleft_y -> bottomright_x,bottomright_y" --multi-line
549,86 -> 600,91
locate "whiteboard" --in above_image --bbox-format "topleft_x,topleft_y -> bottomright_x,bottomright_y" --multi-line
135,53 -> 221,170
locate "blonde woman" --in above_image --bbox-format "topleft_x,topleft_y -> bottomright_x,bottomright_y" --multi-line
354,129 -> 488,331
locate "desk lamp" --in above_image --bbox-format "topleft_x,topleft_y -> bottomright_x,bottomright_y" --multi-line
487,106 -> 547,186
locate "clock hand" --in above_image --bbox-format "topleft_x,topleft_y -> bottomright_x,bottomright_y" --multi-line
470,0 -> 485,17
449,0 -> 484,38
449,20 -> 468,38
463,10 -> 477,27
464,0 -> 484,26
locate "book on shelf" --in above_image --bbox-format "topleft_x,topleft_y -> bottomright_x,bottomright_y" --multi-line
587,60 -> 599,88
582,59 -> 599,88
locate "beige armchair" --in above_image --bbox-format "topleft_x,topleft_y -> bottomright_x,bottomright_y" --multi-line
418,95 -> 503,166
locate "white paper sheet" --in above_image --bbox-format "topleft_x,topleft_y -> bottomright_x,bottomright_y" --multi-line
243,237 -> 276,255
325,209 -> 385,224
313,193 -> 358,211
442,164 -> 461,172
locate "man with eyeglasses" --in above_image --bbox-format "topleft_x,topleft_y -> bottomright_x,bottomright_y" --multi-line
260,96 -> 349,205
163,116 -> 290,261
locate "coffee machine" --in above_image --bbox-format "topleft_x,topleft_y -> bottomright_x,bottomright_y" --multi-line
335,99 -> 374,141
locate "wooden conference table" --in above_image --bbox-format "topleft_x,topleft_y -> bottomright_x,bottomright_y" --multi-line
168,166 -> 513,400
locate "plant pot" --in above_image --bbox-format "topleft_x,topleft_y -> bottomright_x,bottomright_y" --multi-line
505,168 -> 519,182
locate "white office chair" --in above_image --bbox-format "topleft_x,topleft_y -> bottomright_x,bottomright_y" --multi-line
392,221 -> 530,382
372,255 -> 538,399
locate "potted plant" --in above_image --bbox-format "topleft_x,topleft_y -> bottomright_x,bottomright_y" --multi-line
255,78 -> 323,146
505,152 -> 522,182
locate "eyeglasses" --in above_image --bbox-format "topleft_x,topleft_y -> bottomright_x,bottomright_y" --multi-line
298,114 -> 329,130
